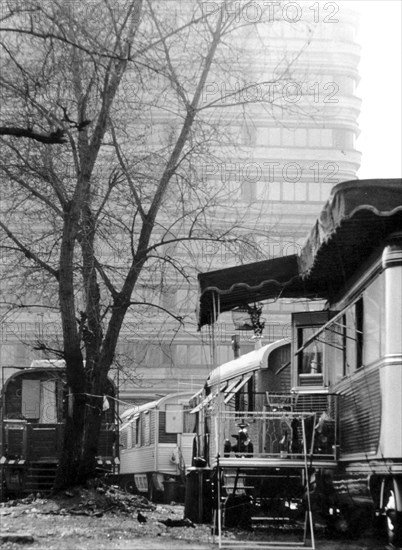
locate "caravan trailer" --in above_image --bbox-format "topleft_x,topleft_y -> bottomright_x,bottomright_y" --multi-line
0,360 -> 118,500
119,392 -> 196,501
195,179 -> 402,547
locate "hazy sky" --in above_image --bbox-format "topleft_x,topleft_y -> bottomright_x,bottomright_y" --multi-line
344,0 -> 402,179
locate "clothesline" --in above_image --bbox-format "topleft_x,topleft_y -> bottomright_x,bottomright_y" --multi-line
66,391 -> 139,408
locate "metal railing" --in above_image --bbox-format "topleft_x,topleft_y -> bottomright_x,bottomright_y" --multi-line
210,405 -> 338,463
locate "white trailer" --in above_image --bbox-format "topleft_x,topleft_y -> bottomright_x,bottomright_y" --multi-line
119,392 -> 196,501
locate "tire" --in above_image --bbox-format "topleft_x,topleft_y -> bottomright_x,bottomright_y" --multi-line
330,505 -> 371,538
124,479 -> 136,495
385,488 -> 402,548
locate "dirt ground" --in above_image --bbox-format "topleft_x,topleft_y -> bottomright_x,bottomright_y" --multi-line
0,486 -> 395,550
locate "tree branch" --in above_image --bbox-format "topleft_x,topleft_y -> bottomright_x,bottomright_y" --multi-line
0,126 -> 66,144
0,220 -> 60,280
128,301 -> 184,325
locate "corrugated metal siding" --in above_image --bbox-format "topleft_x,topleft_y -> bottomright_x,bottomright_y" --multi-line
339,369 -> 381,455
294,394 -> 337,416
28,425 -> 61,460
258,366 -> 290,394
119,446 -> 155,474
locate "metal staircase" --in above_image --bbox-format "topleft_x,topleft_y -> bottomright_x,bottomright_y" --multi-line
25,462 -> 58,495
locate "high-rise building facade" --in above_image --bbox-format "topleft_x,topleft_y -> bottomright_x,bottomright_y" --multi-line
116,3 -> 361,404
0,2 -> 361,407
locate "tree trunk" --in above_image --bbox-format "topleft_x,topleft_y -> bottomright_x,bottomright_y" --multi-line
54,368 -> 109,490
53,386 -> 87,491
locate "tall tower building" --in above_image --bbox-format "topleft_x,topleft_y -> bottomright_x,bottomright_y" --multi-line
117,3 -> 361,404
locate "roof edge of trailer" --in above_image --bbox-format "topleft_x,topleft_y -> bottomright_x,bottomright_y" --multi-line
120,391 -> 195,421
197,178 -> 402,328
207,338 -> 290,387
29,359 -> 66,369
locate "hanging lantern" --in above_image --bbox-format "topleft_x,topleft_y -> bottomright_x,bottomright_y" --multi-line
231,303 -> 265,336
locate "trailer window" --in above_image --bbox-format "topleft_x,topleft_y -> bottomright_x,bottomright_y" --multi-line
120,429 -> 127,449
297,327 -> 323,374
342,296 -> 364,373
135,416 -> 140,446
355,298 -> 364,368
127,424 -> 132,449
344,306 -> 357,373
21,379 -> 41,419
39,380 -> 57,423
363,275 -> 384,365
142,411 -> 151,446
343,276 -> 384,372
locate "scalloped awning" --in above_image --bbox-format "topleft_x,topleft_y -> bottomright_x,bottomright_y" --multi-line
197,179 -> 402,328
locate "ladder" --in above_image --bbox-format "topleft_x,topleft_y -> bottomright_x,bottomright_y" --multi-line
212,413 -> 316,550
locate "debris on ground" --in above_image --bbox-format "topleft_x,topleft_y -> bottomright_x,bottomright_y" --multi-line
1,480 -> 156,518
158,518 -> 195,528
0,480 -> 215,549
0,480 -> 388,550
137,511 -> 147,523
0,533 -> 35,543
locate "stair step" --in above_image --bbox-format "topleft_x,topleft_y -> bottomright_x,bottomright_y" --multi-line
24,463 -> 57,492
25,483 -> 53,489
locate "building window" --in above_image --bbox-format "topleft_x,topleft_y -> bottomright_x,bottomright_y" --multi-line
283,181 -> 306,202
265,181 -> 281,201
176,345 -> 188,366
337,75 -> 355,95
308,129 -> 332,148
267,127 -> 281,145
241,123 -> 257,146
241,179 -> 256,203
308,182 -> 321,202
282,128 -> 296,147
161,288 -> 177,310
294,128 -> 307,147
333,129 -> 355,150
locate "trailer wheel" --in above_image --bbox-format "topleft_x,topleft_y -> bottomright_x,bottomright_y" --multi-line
385,487 -> 402,547
329,504 -> 371,538
123,479 -> 136,495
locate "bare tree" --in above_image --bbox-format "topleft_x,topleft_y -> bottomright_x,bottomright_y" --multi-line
0,0 -> 307,489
